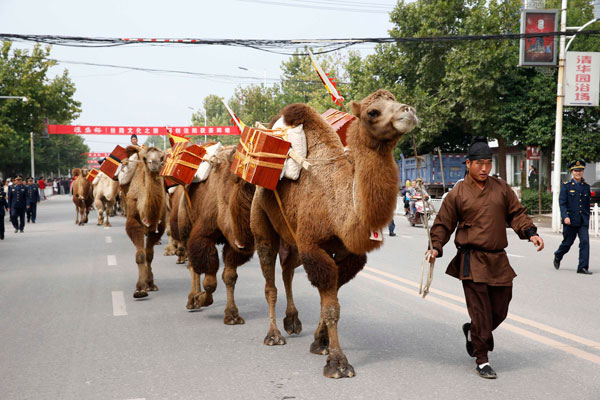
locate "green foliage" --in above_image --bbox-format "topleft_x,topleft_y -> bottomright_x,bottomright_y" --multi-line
521,188 -> 552,214
0,42 -> 83,178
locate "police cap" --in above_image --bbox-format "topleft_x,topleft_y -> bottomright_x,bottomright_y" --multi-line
569,160 -> 586,171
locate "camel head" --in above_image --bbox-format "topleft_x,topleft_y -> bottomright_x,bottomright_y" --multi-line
350,89 -> 418,146
81,167 -> 90,177
140,146 -> 165,174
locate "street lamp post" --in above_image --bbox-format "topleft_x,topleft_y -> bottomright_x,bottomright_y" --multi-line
0,95 -> 28,102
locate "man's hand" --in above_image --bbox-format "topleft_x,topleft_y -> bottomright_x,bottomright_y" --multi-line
426,249 -> 439,263
530,235 -> 544,251
564,217 -> 571,225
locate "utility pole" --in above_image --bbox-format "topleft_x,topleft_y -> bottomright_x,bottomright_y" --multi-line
551,0 -> 568,233
30,132 -> 35,179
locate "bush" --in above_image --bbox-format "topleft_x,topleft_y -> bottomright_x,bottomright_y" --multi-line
520,188 -> 552,214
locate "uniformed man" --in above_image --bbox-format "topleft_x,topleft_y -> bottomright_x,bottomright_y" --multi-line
0,181 -> 8,240
426,137 -> 544,379
26,177 -> 40,223
553,160 -> 592,274
8,175 -> 29,233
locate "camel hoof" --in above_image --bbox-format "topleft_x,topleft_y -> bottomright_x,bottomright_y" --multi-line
310,341 -> 329,355
199,292 -> 213,307
283,315 -> 302,335
104,223 -> 112,227
224,313 -> 245,325
163,248 -> 176,256
133,290 -> 148,299
146,284 -> 158,292
176,256 -> 186,264
97,222 -> 102,226
323,357 -> 355,379
264,333 -> 287,346
186,294 -> 202,309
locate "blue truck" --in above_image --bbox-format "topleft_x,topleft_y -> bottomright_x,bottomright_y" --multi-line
397,153 -> 467,198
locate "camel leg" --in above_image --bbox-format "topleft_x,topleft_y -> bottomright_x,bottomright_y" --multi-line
175,243 -> 187,264
301,244 -> 355,379
222,243 -> 252,325
95,198 -> 104,225
280,244 -> 302,335
80,205 -> 86,225
75,205 -> 80,225
144,229 -> 162,292
186,265 -> 202,309
126,219 -> 149,298
104,201 -> 113,227
186,232 -> 219,309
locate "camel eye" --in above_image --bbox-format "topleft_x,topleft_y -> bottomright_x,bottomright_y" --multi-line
367,109 -> 380,118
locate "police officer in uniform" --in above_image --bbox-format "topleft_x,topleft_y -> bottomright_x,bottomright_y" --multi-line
8,175 -> 29,233
26,177 -> 40,223
0,181 -> 8,240
553,160 -> 592,274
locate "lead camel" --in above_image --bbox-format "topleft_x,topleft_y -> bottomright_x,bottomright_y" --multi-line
250,90 -> 418,378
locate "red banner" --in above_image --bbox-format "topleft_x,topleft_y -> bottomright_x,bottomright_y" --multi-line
85,152 -> 111,157
49,125 -> 241,136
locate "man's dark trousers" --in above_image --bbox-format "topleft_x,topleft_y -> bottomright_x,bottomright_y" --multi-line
10,207 -> 26,231
26,203 -> 37,223
554,224 -> 589,271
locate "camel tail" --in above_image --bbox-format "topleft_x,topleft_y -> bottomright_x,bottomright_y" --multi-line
281,103 -> 315,127
72,168 -> 82,177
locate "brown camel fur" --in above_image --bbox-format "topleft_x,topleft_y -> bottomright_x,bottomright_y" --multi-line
123,146 -> 167,298
174,146 -> 257,324
162,187 -> 179,257
168,186 -> 188,263
93,172 -> 120,227
250,90 -> 418,378
72,168 -> 94,226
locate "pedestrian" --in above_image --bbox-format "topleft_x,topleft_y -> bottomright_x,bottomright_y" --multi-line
0,180 -> 8,240
26,177 -> 40,223
130,134 -> 139,146
38,176 -> 46,200
401,179 -> 411,215
528,165 -> 537,188
426,137 -> 544,379
388,218 -> 396,237
52,178 -> 58,195
553,160 -> 592,275
8,175 -> 29,233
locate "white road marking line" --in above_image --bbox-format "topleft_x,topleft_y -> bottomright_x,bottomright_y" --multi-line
112,291 -> 127,316
363,266 -> 600,350
105,236 -> 112,244
104,226 -> 110,230
107,255 -> 117,266
360,272 -> 600,365
400,235 -> 413,239
507,253 -> 524,258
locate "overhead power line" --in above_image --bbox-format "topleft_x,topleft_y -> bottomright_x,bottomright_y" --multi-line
1,31 -> 599,55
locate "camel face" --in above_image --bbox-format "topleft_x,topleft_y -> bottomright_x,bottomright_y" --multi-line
352,89 -> 418,142
141,147 -> 165,174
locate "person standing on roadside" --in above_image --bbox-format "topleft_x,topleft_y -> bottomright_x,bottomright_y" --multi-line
0,181 -> 8,240
426,137 -> 544,379
38,176 -> 46,200
553,160 -> 592,275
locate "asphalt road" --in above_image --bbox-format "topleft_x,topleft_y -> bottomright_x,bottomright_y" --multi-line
1,195 -> 599,400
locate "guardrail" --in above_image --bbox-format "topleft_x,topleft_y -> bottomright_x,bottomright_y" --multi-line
591,203 -> 599,238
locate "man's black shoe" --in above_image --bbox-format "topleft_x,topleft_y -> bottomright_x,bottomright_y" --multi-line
19,230 -> 24,233
462,323 -> 474,357
14,229 -> 18,233
577,269 -> 593,275
553,257 -> 560,270
476,364 -> 497,379
389,232 -> 396,237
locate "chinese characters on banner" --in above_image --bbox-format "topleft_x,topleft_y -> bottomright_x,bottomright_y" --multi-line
47,125 -> 241,135
519,9 -> 558,66
85,152 -> 111,158
526,146 -> 541,160
565,52 -> 599,107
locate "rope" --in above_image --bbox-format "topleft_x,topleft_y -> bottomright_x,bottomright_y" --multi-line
182,186 -> 197,225
274,189 -> 297,244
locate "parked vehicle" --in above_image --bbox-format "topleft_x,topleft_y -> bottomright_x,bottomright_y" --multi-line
397,153 -> 467,198
406,195 -> 436,227
591,181 -> 600,206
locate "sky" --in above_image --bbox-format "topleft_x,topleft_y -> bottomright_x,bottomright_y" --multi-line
0,0 -> 397,152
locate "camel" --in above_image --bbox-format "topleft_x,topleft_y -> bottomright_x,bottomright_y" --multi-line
72,168 -> 94,226
92,171 -> 120,227
162,186 -> 179,257
171,146 -> 257,324
167,186 -> 187,263
250,90 -> 418,378
123,146 -> 167,298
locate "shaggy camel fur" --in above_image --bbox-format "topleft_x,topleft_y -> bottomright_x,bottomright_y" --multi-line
168,186 -> 187,263
172,146 -> 257,324
72,168 -> 94,226
123,146 -> 167,298
250,90 -> 418,378
93,172 -> 120,227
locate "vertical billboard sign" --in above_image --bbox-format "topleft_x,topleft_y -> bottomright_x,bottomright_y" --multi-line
519,9 -> 558,66
565,52 -> 599,107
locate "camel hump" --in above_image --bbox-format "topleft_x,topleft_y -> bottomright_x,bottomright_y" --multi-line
72,168 -> 81,177
281,103 -> 317,127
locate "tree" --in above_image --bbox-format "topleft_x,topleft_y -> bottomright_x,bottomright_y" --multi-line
0,42 -> 83,178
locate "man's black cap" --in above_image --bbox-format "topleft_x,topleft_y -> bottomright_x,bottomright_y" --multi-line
466,136 -> 493,161
14,174 -> 23,180
569,159 -> 586,171
130,134 -> 138,139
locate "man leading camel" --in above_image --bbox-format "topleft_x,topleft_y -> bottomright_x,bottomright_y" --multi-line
426,137 -> 544,379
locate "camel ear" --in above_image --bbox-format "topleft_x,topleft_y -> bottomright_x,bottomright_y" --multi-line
350,100 -> 361,117
125,145 -> 140,158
